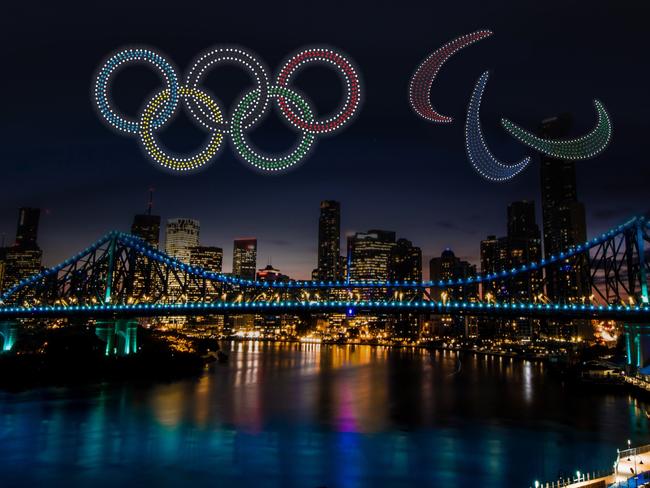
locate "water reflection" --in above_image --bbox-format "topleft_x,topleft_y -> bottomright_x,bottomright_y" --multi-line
0,342 -> 648,487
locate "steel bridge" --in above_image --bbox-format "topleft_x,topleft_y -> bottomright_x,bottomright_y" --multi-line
0,215 -> 648,358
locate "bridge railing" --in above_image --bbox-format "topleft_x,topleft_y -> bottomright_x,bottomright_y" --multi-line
530,468 -> 613,488
617,443 -> 650,461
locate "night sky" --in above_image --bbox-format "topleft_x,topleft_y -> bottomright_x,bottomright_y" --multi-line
1,1 -> 648,279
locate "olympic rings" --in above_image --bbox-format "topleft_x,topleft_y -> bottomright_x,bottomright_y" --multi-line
94,48 -> 180,134
276,48 -> 361,134
184,47 -> 271,133
139,86 -> 224,172
231,86 -> 316,172
93,45 -> 362,173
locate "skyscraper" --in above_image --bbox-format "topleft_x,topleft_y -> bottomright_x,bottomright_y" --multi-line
480,201 -> 543,338
189,246 -> 223,301
429,249 -> 477,301
429,248 -> 477,337
480,235 -> 504,300
347,230 -> 396,284
390,238 -> 422,340
315,200 -> 341,281
131,214 -> 161,249
190,246 -> 223,274
15,207 -> 40,248
506,201 -> 543,301
507,201 -> 543,339
390,238 -> 422,283
130,197 -> 162,299
233,238 -> 257,280
0,249 -> 6,292
539,115 -> 588,302
165,219 -> 200,264
1,208 -> 43,293
131,191 -> 161,248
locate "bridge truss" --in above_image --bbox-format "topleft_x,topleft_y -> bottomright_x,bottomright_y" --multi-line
0,216 -> 648,322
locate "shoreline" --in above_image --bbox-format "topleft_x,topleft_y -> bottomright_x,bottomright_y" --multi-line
1,336 -> 632,397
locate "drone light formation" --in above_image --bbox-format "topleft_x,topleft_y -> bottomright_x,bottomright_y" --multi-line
139,87 -> 225,172
184,46 -> 271,134
94,48 -> 179,135
465,71 -> 532,182
276,48 -> 361,134
501,100 -> 612,160
409,30 -> 493,123
93,46 -> 362,173
231,86 -> 316,172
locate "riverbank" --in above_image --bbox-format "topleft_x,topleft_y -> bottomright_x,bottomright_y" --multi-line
0,327 -> 213,392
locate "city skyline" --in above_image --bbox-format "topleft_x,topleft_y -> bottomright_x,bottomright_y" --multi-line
1,193 -> 646,282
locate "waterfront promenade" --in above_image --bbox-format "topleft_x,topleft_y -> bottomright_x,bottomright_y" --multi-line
532,443 -> 650,488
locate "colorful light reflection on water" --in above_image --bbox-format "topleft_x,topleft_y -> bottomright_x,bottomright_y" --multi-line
0,342 -> 648,487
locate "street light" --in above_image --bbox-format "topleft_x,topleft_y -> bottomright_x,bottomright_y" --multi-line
628,440 -> 639,488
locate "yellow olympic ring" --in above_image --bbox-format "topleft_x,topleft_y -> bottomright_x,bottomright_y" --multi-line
139,86 -> 224,172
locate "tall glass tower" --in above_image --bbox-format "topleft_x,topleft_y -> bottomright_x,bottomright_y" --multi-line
233,238 -> 257,280
539,115 -> 588,302
165,219 -> 200,264
316,200 -> 341,281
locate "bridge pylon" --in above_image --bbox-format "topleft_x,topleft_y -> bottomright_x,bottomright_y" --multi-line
95,319 -> 138,356
0,321 -> 18,352
625,324 -> 648,373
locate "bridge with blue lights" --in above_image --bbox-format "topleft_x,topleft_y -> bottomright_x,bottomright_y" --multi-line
0,215 -> 648,359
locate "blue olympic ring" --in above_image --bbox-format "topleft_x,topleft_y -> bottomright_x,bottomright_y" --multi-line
94,48 -> 180,134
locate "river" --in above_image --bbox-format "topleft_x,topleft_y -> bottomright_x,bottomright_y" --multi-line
0,342 -> 647,487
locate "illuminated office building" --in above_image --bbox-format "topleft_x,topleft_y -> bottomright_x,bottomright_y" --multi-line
0,249 -> 6,292
539,115 -> 588,303
506,201 -> 543,302
15,207 -> 40,248
131,214 -> 161,249
1,208 -> 43,293
348,230 -> 396,283
481,201 -> 543,339
429,248 -> 477,337
189,246 -> 223,304
390,238 -> 422,284
131,191 -> 160,248
232,238 -> 257,280
190,246 -> 223,274
346,230 -> 396,335
390,238 -> 422,340
165,219 -> 200,264
130,199 -> 162,298
229,238 -> 257,333
429,249 -> 477,302
315,200 -> 342,281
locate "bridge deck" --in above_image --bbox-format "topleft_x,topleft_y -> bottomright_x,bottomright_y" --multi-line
0,300 -> 649,321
